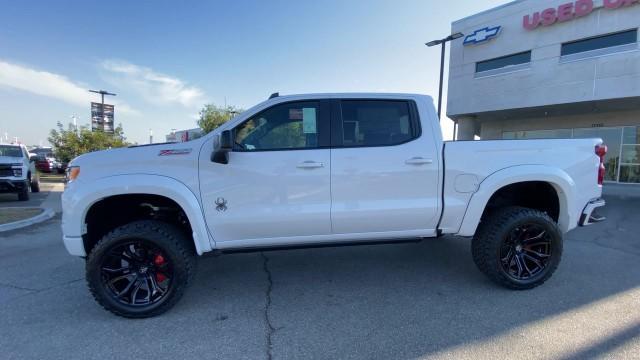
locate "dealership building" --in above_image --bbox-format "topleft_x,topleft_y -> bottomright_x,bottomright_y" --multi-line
447,0 -> 640,183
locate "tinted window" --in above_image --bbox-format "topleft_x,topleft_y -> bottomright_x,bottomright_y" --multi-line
476,51 -> 531,73
561,30 -> 637,56
0,145 -> 23,157
340,100 -> 414,147
234,101 -> 320,151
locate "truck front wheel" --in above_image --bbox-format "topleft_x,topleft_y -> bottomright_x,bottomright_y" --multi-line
472,207 -> 562,290
86,220 -> 196,318
17,181 -> 29,201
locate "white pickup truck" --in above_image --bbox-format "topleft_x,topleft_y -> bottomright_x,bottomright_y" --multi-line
62,93 -> 607,318
0,144 -> 40,201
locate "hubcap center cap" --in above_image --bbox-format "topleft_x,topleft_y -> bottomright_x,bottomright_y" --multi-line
515,244 -> 523,253
138,265 -> 149,274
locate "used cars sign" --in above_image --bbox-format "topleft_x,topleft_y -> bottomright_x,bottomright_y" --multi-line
523,0 -> 638,30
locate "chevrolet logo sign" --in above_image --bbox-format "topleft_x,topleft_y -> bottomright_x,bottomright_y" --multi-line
464,26 -> 502,45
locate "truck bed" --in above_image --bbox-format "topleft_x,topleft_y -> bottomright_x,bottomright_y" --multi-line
440,138 -> 603,235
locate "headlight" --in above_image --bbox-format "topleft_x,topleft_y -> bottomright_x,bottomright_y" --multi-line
67,166 -> 80,182
11,164 -> 22,177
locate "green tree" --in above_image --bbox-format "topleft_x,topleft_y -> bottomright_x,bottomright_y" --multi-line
197,104 -> 243,134
48,122 -> 130,163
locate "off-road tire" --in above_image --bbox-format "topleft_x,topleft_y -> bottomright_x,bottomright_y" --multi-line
30,174 -> 40,193
18,182 -> 29,201
86,220 -> 197,318
472,206 -> 562,290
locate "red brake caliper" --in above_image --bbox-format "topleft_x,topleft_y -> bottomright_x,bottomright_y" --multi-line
154,254 -> 167,282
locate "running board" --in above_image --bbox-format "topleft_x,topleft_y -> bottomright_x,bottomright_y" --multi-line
217,238 -> 424,255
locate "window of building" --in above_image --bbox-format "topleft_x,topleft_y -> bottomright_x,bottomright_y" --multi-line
234,101 -> 321,151
475,51 -> 531,74
502,129 -> 572,140
620,126 -> 640,184
561,29 -> 638,57
340,100 -> 416,147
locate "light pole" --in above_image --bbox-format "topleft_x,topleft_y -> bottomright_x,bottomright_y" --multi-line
426,32 -> 464,128
71,115 -> 79,135
89,89 -> 116,131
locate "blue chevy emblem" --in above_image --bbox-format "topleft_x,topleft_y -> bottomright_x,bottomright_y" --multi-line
464,26 -> 502,45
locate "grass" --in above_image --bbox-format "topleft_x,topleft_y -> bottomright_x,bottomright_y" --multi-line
38,173 -> 65,183
0,208 -> 44,225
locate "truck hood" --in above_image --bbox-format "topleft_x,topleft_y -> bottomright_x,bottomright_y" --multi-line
0,156 -> 24,165
69,141 -> 203,182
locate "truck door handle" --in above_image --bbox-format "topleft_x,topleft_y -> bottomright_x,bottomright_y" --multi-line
297,161 -> 324,169
405,157 -> 433,165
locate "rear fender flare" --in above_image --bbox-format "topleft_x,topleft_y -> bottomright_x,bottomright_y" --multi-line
457,165 -> 575,236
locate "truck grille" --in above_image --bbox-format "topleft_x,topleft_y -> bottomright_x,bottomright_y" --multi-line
0,165 -> 14,177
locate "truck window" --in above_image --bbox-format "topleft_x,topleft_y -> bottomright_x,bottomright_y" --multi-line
234,101 -> 321,151
0,145 -> 23,157
340,100 -> 415,147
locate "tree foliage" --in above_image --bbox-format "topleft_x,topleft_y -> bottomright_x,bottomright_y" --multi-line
197,104 -> 244,134
48,122 -> 130,163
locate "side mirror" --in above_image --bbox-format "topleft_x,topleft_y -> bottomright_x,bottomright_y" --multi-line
29,155 -> 38,162
212,130 -> 233,164
220,130 -> 232,151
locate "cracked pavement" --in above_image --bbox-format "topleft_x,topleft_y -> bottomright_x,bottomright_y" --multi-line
1,190 -> 639,359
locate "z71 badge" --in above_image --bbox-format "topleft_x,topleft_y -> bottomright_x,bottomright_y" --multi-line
159,149 -> 192,156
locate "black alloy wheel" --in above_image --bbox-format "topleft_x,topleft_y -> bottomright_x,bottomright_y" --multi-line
499,223 -> 552,281
472,207 -> 562,290
100,241 -> 173,307
86,221 -> 196,318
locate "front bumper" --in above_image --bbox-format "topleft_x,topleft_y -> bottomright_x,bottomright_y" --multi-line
63,235 -> 86,257
579,198 -> 606,226
0,179 -> 27,193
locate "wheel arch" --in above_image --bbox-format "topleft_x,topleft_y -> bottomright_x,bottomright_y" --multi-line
457,165 -> 576,236
62,174 -> 214,256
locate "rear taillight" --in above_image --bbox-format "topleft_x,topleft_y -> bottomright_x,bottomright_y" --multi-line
595,145 -> 607,185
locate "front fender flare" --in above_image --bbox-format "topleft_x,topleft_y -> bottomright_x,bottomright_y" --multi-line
62,174 -> 214,255
457,165 -> 576,236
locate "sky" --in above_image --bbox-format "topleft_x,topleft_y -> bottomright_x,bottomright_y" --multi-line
0,0 -> 507,146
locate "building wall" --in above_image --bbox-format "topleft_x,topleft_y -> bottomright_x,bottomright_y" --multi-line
447,0 -> 640,118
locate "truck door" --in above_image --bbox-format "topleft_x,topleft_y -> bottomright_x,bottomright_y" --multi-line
330,99 -> 440,236
199,100 -> 332,243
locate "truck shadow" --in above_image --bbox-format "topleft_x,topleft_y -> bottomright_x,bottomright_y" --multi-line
185,194 -> 640,359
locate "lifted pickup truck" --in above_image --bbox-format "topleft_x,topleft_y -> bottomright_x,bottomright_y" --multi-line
62,93 -> 606,318
0,144 -> 40,201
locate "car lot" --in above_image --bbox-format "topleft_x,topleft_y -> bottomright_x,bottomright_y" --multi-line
0,174 -> 63,207
0,188 -> 638,359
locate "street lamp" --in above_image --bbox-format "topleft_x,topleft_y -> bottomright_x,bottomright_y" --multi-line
425,32 -> 464,123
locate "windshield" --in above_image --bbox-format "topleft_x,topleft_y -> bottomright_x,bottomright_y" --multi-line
0,145 -> 23,158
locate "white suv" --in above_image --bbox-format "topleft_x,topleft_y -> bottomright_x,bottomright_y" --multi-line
0,144 -> 40,201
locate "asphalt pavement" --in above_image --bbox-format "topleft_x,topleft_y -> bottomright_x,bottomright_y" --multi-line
0,188 -> 638,359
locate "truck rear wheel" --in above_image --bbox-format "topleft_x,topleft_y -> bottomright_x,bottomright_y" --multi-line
472,207 -> 562,290
86,220 -> 196,318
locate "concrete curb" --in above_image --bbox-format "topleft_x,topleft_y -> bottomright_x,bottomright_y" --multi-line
0,208 -> 56,232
